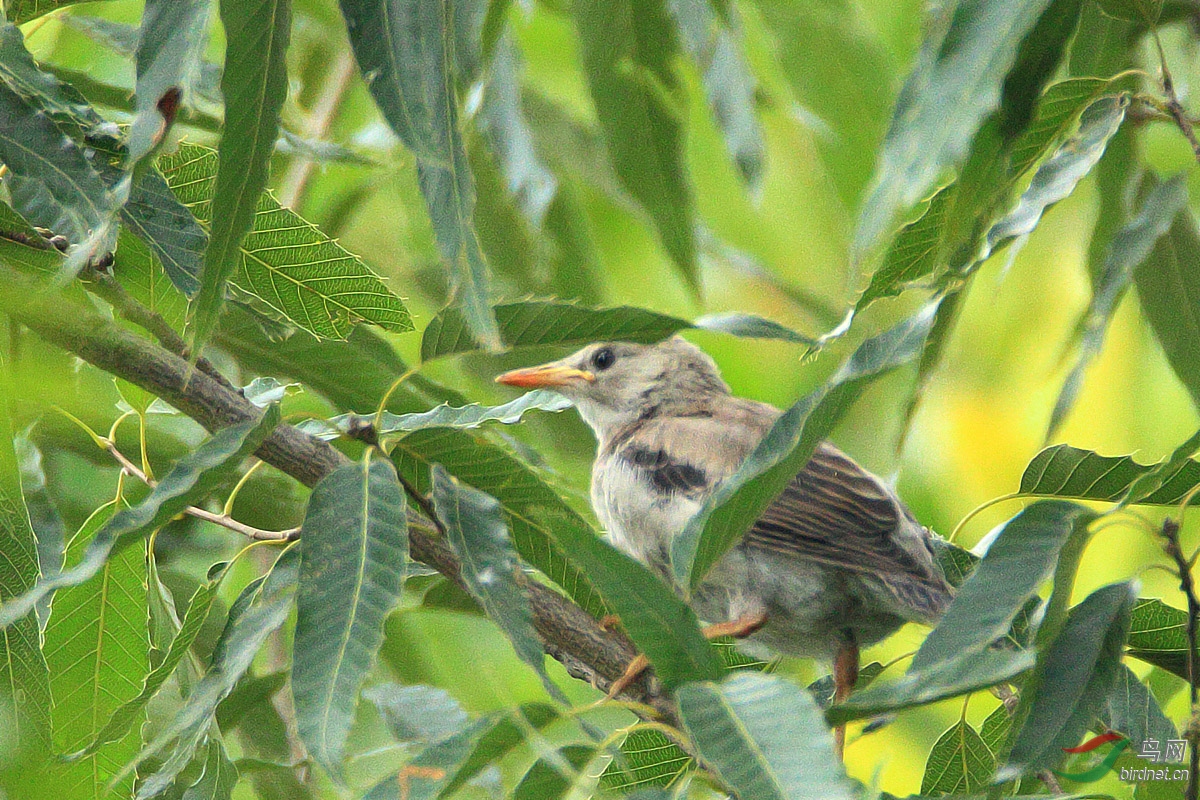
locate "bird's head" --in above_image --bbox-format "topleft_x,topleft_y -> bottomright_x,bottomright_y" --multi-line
495,337 -> 730,436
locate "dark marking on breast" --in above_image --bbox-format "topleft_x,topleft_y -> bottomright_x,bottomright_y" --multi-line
623,446 -> 709,495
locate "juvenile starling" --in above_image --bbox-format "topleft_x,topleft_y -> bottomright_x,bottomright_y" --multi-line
497,337 -> 952,755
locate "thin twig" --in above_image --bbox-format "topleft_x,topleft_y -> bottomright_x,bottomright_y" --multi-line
395,470 -> 446,537
277,49 -> 357,209
104,437 -> 298,541
1154,36 -> 1200,166
1162,518 -> 1199,800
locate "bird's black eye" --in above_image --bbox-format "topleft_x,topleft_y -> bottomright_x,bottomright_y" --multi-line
592,347 -> 616,371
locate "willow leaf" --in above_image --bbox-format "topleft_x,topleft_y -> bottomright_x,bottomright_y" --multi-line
422,300 -> 813,360
68,561 -> 230,758
432,467 -> 565,702
338,0 -> 500,349
0,340 -> 51,748
160,143 -> 411,339
1018,443 -> 1200,506
921,721 -> 993,795
0,407 -> 280,628
297,390 -> 572,440
392,428 -> 606,616
574,0 -> 697,290
131,546 -> 298,799
188,0 -> 291,356
854,0 -> 1059,254
45,503 -> 149,799
677,672 -> 854,800
292,458 -> 408,778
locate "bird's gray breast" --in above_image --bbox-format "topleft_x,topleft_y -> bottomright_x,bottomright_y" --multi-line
591,445 -> 710,577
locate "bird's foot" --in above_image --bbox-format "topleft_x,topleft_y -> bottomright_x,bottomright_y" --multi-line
700,611 -> 768,640
605,654 -> 649,701
832,636 -> 860,762
598,614 -> 622,632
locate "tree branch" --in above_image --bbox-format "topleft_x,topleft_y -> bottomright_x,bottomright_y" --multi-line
0,262 -> 673,719
1161,518 -> 1199,800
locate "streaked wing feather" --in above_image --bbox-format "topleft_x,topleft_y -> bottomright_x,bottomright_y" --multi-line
744,443 -> 950,617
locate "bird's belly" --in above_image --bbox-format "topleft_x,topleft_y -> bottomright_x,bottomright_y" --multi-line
694,547 -> 907,661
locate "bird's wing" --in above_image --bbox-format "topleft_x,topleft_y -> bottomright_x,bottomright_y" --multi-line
743,443 -> 951,619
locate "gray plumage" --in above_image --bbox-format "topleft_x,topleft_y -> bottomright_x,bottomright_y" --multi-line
498,337 -> 952,662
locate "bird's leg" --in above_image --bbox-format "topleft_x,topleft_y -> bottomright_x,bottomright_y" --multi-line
700,610 -> 768,640
832,635 -> 860,761
604,612 -> 768,701
605,654 -> 649,700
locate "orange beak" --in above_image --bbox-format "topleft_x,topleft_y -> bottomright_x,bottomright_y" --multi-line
495,364 -> 595,389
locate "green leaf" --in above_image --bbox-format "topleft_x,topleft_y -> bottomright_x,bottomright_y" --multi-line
1096,0 -> 1164,22
188,0 -> 291,356
856,185 -> 955,311
337,0 -> 500,349
668,0 -> 764,189
856,78 -> 1116,313
1123,428 -> 1200,507
217,307 -> 439,414
5,0 -> 116,23
1000,582 -> 1136,779
599,729 -> 693,792
292,458 -> 408,778
475,36 -> 557,227
512,745 -> 596,800
0,23 -> 207,294
0,69 -> 117,258
422,300 -> 817,360
854,0 -> 1060,254
1049,173 -> 1187,436
921,721 -> 994,796
537,484 -> 723,689
14,432 -> 64,631
1099,664 -> 1177,747
431,466 -> 565,702
68,561 -> 231,759
1134,191 -> 1200,411
0,338 -> 51,748
161,143 -> 411,339
751,0 -> 896,209
391,428 -> 607,616
692,313 -> 817,344
673,301 -> 938,591
131,545 -> 299,799
913,501 -> 1098,672
1018,443 -> 1200,506
129,0 -> 211,163
1126,598 -> 1196,680
997,0 -> 1085,140
573,0 -> 697,290
362,716 -> 500,800
363,683 -> 469,744
298,390 -> 572,441
116,228 -> 189,331
677,672 -> 855,800
436,703 -> 561,799
984,94 -> 1130,262
45,503 -> 149,799
0,406 -> 280,627
828,647 -> 1038,724
173,738 -> 239,800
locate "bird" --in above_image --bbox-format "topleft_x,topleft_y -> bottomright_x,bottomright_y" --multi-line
496,336 -> 953,756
